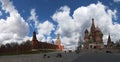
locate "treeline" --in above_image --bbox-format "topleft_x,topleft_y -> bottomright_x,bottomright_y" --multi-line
0,40 -> 32,54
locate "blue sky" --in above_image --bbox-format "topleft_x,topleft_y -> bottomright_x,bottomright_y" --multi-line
0,0 -> 120,50
12,0 -> 120,36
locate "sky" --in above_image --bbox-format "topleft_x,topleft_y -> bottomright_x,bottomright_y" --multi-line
0,0 -> 120,50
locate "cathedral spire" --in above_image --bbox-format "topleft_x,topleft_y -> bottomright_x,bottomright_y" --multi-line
85,29 -> 88,33
84,29 -> 89,40
90,18 -> 95,40
107,33 -> 111,44
107,33 -> 114,48
91,18 -> 95,31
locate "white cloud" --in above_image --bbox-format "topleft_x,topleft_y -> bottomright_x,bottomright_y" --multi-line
28,8 -> 55,42
37,20 -> 55,36
23,36 -> 32,41
28,9 -> 38,27
52,2 -> 119,50
37,20 -> 55,42
114,0 -> 120,2
0,0 -> 29,44
0,11 -> 2,16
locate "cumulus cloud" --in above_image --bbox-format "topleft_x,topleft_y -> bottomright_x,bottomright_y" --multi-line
0,0 -> 119,50
28,8 -> 55,42
37,21 -> 55,36
0,0 -> 29,44
28,9 -> 38,27
52,2 -> 119,50
23,36 -> 32,41
37,20 -> 55,42
114,0 -> 120,2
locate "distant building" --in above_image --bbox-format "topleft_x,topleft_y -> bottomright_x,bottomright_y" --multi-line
84,18 -> 104,49
32,31 -> 64,51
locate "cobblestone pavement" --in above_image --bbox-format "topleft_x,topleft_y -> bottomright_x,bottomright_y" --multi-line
72,52 -> 120,62
0,52 -> 80,62
1,52 -> 120,62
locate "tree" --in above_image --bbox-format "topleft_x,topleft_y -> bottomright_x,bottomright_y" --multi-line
1,44 -> 5,48
5,43 -> 11,48
10,42 -> 19,48
24,40 -> 32,46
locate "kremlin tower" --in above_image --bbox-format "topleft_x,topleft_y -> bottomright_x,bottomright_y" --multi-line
56,33 -> 64,51
31,31 -> 64,51
32,31 -> 38,49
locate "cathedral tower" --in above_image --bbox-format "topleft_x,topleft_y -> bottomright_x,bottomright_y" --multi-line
83,18 -> 104,49
84,29 -> 89,42
107,34 -> 114,48
90,18 -> 96,41
95,26 -> 103,43
107,34 -> 111,44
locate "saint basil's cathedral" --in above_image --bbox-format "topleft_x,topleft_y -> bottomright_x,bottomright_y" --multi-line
83,18 -> 114,49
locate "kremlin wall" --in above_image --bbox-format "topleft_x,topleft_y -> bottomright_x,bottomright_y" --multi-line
0,31 -> 64,54
32,31 -> 64,51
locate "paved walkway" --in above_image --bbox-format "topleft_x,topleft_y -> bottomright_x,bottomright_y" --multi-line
0,52 -> 80,62
0,52 -> 120,62
72,52 -> 120,62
